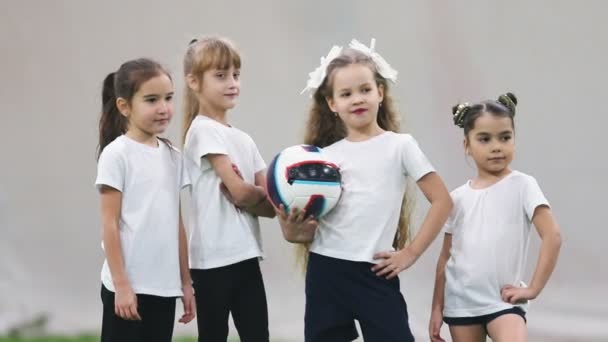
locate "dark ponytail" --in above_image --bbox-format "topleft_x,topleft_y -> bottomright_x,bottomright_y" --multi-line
98,72 -> 128,159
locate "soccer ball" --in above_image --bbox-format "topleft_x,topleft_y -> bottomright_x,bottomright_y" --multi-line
266,145 -> 342,219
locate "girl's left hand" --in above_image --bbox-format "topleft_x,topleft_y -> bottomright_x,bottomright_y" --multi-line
178,285 -> 196,324
501,284 -> 537,304
371,248 -> 419,279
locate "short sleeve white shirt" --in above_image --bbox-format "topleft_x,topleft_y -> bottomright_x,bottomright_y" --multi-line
184,116 -> 266,269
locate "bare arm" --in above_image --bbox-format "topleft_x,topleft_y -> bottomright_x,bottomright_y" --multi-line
429,233 -> 451,342
100,185 -> 141,320
207,154 -> 266,207
409,172 -> 454,258
243,170 -> 276,218
373,172 -> 453,279
502,205 -> 562,303
177,210 -> 195,324
431,233 -> 452,313
528,206 -> 562,294
178,212 -> 192,287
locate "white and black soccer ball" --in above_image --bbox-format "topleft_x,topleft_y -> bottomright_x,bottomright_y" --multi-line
267,145 -> 342,219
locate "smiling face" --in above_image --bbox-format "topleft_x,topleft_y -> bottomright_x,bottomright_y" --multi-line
466,112 -> 515,176
191,65 -> 241,114
325,63 -> 384,135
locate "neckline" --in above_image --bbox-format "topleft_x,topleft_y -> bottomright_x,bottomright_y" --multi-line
122,134 -> 161,150
197,114 -> 232,128
343,130 -> 389,144
467,170 -> 516,191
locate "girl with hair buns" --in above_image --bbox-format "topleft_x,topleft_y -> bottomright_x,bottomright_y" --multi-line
429,93 -> 562,342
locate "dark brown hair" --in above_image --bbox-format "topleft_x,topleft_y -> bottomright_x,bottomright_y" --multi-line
452,92 -> 518,136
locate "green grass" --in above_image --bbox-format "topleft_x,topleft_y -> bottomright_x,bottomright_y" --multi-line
0,337 -> 201,342
0,336 -> 281,342
0,338 -> 99,342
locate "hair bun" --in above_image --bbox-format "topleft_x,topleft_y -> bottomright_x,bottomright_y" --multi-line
505,92 -> 517,105
452,103 -> 470,128
498,92 -> 517,115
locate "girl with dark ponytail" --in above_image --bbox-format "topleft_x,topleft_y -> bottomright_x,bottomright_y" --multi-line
95,58 -> 195,342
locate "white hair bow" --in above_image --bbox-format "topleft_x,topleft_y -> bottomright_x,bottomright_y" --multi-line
301,38 -> 397,95
300,45 -> 343,94
348,38 -> 398,83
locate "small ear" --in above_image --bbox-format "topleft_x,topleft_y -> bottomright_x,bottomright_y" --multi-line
186,74 -> 199,92
326,96 -> 337,113
377,83 -> 384,103
116,97 -> 130,117
463,137 -> 469,154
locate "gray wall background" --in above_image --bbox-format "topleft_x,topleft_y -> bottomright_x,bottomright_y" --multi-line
1,0 -> 606,340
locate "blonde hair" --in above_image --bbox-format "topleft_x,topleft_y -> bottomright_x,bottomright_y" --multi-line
297,48 -> 415,268
182,37 -> 241,143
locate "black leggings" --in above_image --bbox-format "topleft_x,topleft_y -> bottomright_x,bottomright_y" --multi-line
191,258 -> 269,342
100,284 -> 176,342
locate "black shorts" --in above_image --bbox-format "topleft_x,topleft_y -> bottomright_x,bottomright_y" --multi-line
444,307 -> 527,329
305,252 -> 414,342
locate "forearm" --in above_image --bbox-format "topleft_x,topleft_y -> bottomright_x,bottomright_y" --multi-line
528,231 -> 562,295
409,197 -> 452,257
209,155 -> 266,207
245,198 -> 276,218
178,218 -> 192,286
103,221 -> 130,288
431,258 -> 447,312
232,184 -> 267,208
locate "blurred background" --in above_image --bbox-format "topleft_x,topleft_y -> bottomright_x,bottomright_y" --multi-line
1,0 -> 606,341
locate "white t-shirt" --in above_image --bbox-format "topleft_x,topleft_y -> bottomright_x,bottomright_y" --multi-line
184,115 -> 266,269
95,135 -> 187,297
443,170 -> 550,317
310,131 -> 435,263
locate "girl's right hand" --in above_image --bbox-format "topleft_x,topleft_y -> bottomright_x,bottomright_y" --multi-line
179,284 -> 196,324
429,309 -> 445,342
115,285 -> 141,321
275,204 -> 318,243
